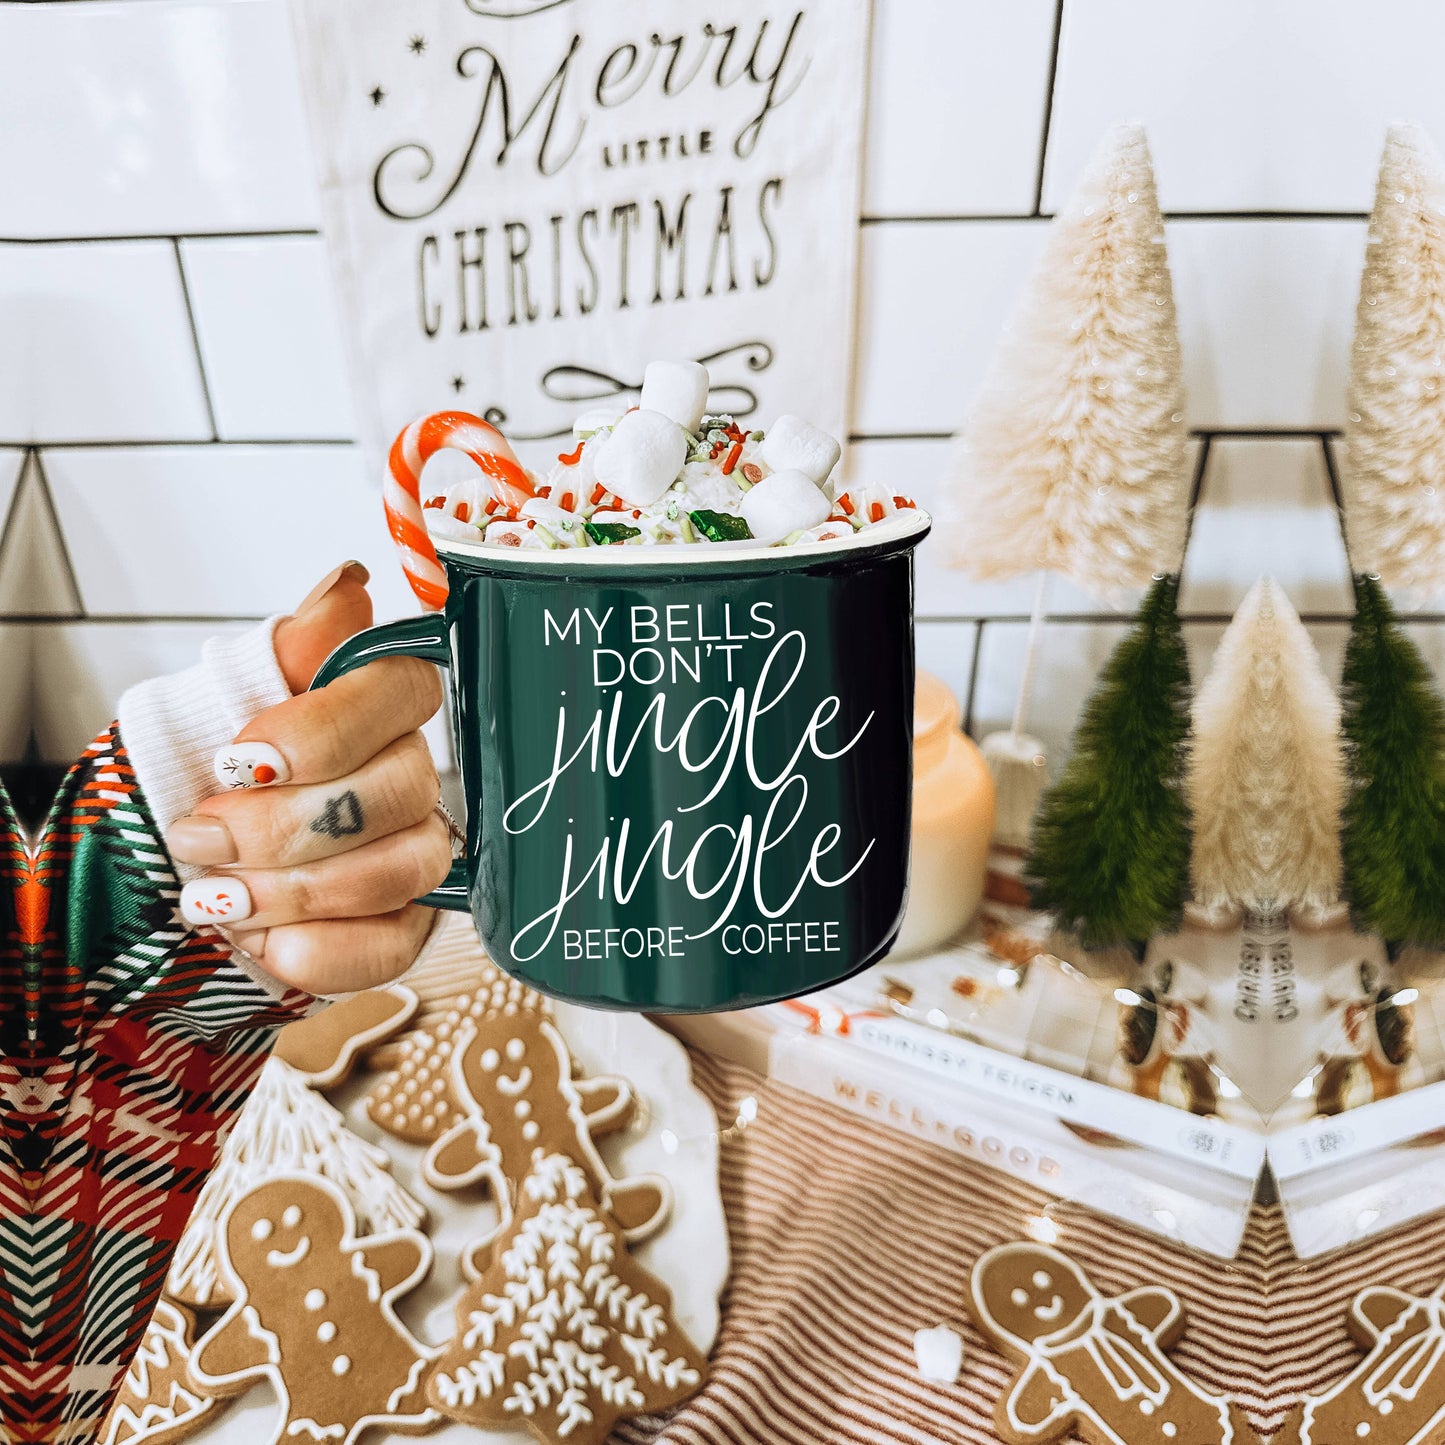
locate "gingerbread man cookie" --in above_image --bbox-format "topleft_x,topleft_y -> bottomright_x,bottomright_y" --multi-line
366,965 -> 633,1142
968,1243 -> 1261,1445
427,1152 -> 706,1445
100,1300 -> 223,1445
1273,1281 -> 1445,1444
273,984 -> 418,1088
189,1175 -> 438,1444
422,1009 -> 672,1275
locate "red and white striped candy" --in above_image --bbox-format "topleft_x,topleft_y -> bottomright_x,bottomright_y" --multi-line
385,411 -> 536,610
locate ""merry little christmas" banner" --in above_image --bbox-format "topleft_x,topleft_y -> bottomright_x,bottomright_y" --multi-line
291,0 -> 870,468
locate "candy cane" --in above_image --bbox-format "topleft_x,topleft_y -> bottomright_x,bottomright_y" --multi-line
385,411 -> 537,609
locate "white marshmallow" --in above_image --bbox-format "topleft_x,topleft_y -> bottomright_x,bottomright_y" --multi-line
740,468 -> 830,542
640,360 -> 710,433
593,409 -> 687,508
426,511 -> 482,542
912,1325 -> 964,1385
759,413 -> 841,484
519,497 -> 586,544
573,405 -> 628,438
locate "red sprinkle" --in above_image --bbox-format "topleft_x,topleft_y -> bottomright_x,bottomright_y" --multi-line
591,482 -> 608,505
893,495 -> 915,509
557,442 -> 584,466
538,485 -> 552,499
423,496 -> 444,509
559,492 -> 575,512
838,492 -> 856,516
721,441 -> 743,475
632,509 -> 642,519
454,502 -> 471,523
526,518 -> 536,528
869,501 -> 885,523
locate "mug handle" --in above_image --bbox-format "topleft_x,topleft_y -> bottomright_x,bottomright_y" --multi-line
309,612 -> 470,912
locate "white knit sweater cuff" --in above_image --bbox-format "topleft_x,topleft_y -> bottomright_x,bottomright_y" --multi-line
117,616 -> 297,999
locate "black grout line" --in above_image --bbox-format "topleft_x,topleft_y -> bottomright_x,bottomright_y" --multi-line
10,429 -> 1344,451
12,438 -> 357,451
1319,431 -> 1345,510
0,447 -> 32,579
848,427 -> 1344,444
859,210 -> 1369,226
27,450 -> 87,620
848,431 -> 954,443
172,239 -> 220,442
3,614 -> 268,626
918,612 -> 1362,626
2,611 -> 1412,630
1186,434 -> 1213,510
2,229 -> 322,245
1206,426 -> 1343,439
1177,433 -> 1213,557
962,618 -> 986,735
1030,0 -> 1066,217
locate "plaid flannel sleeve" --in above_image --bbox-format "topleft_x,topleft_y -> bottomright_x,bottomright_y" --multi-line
0,726 -> 313,1445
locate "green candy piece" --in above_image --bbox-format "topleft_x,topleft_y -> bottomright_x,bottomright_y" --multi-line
689,509 -> 753,543
584,521 -> 642,545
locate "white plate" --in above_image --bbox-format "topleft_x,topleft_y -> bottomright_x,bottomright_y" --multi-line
197,1005 -> 728,1443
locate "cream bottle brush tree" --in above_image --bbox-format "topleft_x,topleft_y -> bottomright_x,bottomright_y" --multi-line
1187,577 -> 1344,921
1343,122 -> 1445,596
941,122 -> 1190,845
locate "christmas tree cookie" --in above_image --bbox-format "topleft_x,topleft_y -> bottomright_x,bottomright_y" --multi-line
167,1057 -> 425,1308
427,1153 -> 706,1444
100,1300 -> 223,1444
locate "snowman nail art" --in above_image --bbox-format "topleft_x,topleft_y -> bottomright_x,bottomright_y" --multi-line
214,743 -> 290,790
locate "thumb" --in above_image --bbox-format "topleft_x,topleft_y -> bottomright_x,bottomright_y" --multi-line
273,561 -> 375,692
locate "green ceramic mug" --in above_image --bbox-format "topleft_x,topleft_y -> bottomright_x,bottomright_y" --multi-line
312,512 -> 930,1012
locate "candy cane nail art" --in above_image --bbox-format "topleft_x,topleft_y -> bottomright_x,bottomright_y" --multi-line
214,743 -> 290,790
180,878 -> 253,927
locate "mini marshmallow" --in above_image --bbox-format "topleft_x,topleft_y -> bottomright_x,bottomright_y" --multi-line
593,409 -> 688,508
739,467 -> 831,542
759,413 -> 841,485
913,1325 -> 964,1385
519,498 -> 587,544
426,511 -> 482,543
640,359 -> 710,433
572,405 -> 628,438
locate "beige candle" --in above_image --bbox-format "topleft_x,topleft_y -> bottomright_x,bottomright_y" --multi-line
893,672 -> 996,958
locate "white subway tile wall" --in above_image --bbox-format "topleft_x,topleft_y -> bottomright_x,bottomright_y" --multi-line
180,237 -> 357,441
0,0 -> 1435,765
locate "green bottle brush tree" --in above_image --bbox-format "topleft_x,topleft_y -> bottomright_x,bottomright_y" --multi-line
1340,573 -> 1445,950
1025,574 -> 1192,954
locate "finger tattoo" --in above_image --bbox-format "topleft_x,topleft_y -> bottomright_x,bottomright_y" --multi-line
311,790 -> 365,838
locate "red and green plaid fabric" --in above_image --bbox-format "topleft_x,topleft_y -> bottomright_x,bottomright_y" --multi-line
0,725 -> 311,1444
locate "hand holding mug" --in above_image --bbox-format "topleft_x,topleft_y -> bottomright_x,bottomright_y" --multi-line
165,562 -> 452,995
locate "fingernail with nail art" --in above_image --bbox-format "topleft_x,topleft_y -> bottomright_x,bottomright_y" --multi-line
214,742 -> 290,790
180,877 -> 252,927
